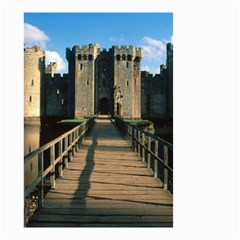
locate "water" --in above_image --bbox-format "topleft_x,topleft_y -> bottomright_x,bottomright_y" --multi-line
145,118 -> 173,144
24,122 -> 78,188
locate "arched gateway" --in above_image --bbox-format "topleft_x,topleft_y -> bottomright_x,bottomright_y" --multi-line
99,98 -> 109,115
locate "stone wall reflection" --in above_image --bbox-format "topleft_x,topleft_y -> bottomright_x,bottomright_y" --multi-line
24,125 -> 40,187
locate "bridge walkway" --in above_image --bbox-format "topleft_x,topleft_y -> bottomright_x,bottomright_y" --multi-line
27,118 -> 173,227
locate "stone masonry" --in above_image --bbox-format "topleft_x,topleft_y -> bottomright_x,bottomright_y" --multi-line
24,43 -> 173,121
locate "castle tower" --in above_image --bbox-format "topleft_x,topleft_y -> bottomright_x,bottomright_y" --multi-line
95,48 -> 114,115
166,43 -> 173,119
24,46 -> 45,122
112,45 -> 143,119
45,62 -> 57,77
67,44 -> 100,117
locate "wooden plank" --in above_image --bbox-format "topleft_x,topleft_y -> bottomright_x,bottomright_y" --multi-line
47,189 -> 168,195
44,198 -> 173,205
27,222 -> 173,227
45,193 -> 173,201
54,181 -> 163,189
43,202 -> 173,209
61,169 -> 153,177
29,214 -> 173,223
35,208 -> 172,216
54,183 -> 163,190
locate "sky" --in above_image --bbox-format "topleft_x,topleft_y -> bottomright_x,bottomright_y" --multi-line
24,13 -> 173,74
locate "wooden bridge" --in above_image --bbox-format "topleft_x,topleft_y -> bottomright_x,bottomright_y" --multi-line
25,116 -> 173,227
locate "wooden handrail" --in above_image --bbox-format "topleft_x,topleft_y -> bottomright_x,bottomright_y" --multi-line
24,118 -> 95,206
114,116 -> 173,193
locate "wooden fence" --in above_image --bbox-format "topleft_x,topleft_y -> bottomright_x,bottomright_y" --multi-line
24,118 -> 94,206
114,117 -> 173,193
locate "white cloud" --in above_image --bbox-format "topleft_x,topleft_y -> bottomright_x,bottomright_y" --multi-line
45,51 -> 67,72
141,37 -> 166,61
24,23 -> 49,49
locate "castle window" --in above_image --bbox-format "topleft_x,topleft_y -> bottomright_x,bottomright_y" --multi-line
87,80 -> 89,85
57,89 -> 60,94
116,55 -> 120,61
127,80 -> 129,86
61,99 -> 64,105
122,54 -> 126,61
127,55 -> 132,61
80,64 -> 83,70
126,62 -> 129,68
29,96 -> 32,102
134,56 -> 140,62
31,79 -> 34,86
83,54 -> 87,61
88,55 -> 93,61
78,54 -> 82,61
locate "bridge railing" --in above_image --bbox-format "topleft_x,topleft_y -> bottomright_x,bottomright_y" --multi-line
115,117 -> 173,193
24,117 -> 94,207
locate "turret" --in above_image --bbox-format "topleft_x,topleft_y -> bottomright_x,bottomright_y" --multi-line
24,46 -> 45,122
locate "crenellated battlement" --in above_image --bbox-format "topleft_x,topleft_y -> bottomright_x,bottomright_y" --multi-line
112,45 -> 143,59
24,46 -> 45,56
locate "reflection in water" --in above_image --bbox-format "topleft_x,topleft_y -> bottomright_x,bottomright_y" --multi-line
24,122 -> 80,188
24,125 -> 40,187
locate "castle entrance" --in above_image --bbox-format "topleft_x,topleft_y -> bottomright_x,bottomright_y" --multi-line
99,98 -> 109,115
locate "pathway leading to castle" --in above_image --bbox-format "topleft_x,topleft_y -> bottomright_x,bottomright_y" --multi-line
27,117 -> 173,227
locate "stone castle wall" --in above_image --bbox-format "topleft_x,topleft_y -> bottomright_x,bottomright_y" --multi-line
24,43 -> 173,120
141,70 -> 167,118
45,73 -> 68,117
112,46 -> 143,118
24,46 -> 45,120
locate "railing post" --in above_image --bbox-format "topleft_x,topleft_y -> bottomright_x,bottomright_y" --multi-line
137,130 -> 141,157
64,136 -> 69,168
154,140 -> 159,178
164,145 -> 169,190
147,136 -> 151,168
77,127 -> 81,149
38,152 -> 44,207
129,125 -> 132,147
127,125 -> 130,144
72,132 -> 75,156
58,139 -> 63,177
134,128 -> 137,152
142,132 -> 145,162
68,134 -> 72,162
50,144 -> 56,189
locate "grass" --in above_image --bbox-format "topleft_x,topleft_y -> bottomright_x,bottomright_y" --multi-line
58,118 -> 87,124
124,119 -> 149,124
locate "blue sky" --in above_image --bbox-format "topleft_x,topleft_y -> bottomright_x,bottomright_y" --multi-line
24,13 -> 173,74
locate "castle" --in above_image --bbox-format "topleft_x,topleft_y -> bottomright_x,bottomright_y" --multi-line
24,43 -> 173,122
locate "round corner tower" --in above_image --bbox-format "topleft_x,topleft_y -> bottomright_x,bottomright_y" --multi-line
24,46 -> 45,121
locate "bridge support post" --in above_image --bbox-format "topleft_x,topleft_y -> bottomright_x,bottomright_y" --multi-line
50,145 -> 56,189
64,137 -> 69,168
164,146 -> 168,190
154,141 -> 158,178
58,140 -> 63,177
147,136 -> 151,168
137,130 -> 141,157
38,152 -> 44,207
142,132 -> 145,162
134,128 -> 137,152
68,134 -> 73,162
